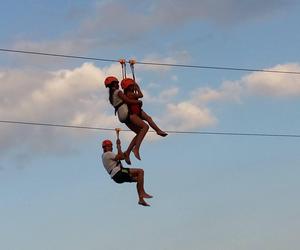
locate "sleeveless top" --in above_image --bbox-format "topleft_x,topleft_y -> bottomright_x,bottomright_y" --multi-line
112,89 -> 129,123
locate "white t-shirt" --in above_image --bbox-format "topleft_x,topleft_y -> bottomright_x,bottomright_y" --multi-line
102,151 -> 121,177
112,89 -> 128,123
112,89 -> 123,106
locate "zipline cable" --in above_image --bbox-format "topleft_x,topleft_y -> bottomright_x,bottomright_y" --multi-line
0,48 -> 119,63
1,48 -> 300,75
1,120 -> 300,138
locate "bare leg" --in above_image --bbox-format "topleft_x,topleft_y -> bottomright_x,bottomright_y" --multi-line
125,122 -> 141,154
130,168 -> 152,206
123,122 -> 141,164
123,137 -> 136,165
141,111 -> 167,137
129,114 -> 149,160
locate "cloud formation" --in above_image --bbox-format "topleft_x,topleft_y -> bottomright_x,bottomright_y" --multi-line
0,63 -> 115,157
244,63 -> 300,97
1,62 -> 299,163
163,102 -> 216,131
192,81 -> 242,104
191,63 -> 300,104
0,62 -> 216,159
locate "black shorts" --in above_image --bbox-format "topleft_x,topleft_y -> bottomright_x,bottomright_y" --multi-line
112,168 -> 134,184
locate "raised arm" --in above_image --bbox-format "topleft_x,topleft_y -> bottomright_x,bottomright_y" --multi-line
114,138 -> 125,161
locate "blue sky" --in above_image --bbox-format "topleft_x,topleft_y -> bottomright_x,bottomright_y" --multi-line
1,1 -> 300,249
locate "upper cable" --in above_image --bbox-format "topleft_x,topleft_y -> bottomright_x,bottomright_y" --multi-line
1,48 -> 300,75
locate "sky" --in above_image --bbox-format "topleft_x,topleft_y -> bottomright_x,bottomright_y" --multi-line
1,0 -> 300,249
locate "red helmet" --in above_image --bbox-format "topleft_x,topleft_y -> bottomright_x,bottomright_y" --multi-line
104,76 -> 119,87
102,139 -> 113,148
121,78 -> 135,89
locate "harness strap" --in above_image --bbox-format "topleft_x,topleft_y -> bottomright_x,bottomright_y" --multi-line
129,59 -> 136,82
119,59 -> 127,79
109,160 -> 122,175
117,160 -> 123,168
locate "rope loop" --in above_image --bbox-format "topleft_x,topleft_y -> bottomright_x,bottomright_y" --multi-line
129,59 -> 136,82
119,58 -> 127,79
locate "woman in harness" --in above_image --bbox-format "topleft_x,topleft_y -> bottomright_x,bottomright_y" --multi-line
121,77 -> 167,160
104,76 -> 139,123
104,76 -> 167,162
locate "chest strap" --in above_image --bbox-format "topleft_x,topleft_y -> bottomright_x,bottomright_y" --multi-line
109,160 -> 123,175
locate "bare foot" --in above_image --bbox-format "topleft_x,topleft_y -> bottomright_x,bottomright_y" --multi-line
123,152 -> 131,165
157,131 -> 168,137
138,199 -> 150,207
132,147 -> 141,160
143,193 -> 153,199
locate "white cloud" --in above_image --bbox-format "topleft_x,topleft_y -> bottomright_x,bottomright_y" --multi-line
190,63 -> 300,105
0,62 -> 207,161
163,102 -> 217,131
0,61 -> 219,162
158,62 -> 300,134
2,61 -> 299,164
0,63 -> 118,157
243,63 -> 300,97
192,81 -> 242,104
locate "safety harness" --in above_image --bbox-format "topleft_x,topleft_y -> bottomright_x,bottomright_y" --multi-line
113,59 -> 137,121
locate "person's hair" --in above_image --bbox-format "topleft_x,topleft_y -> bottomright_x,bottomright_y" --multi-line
108,81 -> 120,105
109,86 -> 115,105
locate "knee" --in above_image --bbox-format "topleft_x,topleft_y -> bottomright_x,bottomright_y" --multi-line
138,168 -> 144,176
143,123 -> 149,131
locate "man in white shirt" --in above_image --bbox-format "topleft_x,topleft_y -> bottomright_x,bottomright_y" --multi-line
101,138 -> 152,206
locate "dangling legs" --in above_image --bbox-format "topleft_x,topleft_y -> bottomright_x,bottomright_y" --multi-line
129,114 -> 149,160
130,168 -> 153,206
141,111 -> 168,137
124,122 -> 141,164
124,135 -> 137,164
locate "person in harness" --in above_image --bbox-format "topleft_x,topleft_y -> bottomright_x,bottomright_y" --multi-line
121,77 -> 167,160
104,76 -> 167,162
101,137 -> 152,207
